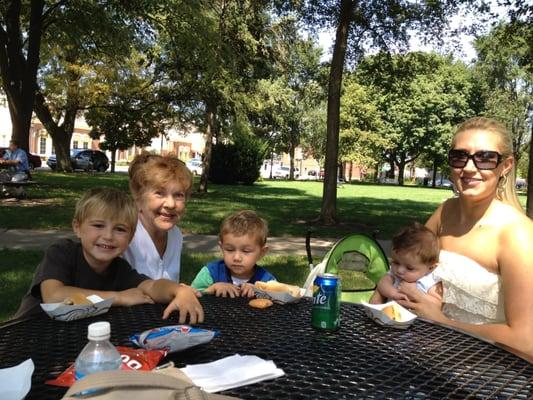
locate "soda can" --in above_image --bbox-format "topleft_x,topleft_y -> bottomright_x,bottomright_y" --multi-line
312,273 -> 341,330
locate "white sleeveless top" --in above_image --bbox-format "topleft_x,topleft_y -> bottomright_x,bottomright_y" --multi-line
123,220 -> 182,281
435,250 -> 505,324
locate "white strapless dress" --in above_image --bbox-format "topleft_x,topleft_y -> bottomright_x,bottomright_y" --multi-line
435,250 -> 505,324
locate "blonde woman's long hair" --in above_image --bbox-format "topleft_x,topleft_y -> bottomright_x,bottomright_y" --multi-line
453,117 -> 523,212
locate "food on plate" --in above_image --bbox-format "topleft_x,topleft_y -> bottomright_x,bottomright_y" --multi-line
382,304 -> 401,321
254,281 -> 301,297
62,293 -> 92,305
249,298 -> 273,309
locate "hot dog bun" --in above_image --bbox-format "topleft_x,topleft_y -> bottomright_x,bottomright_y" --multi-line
255,281 -> 301,297
382,304 -> 401,321
62,293 -> 92,305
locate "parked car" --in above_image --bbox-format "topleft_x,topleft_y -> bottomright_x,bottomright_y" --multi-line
516,178 -> 527,190
429,178 -> 453,188
273,166 -> 300,179
0,147 -> 42,169
186,158 -> 203,176
46,149 -> 109,172
298,169 -> 320,180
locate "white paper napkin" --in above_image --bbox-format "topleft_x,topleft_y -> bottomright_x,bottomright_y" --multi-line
0,358 -> 34,400
181,354 -> 285,393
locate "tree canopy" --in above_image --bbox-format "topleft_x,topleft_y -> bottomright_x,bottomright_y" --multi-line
1,0 -> 532,221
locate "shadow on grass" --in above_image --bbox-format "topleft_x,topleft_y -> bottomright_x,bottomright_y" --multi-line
185,187 -> 439,238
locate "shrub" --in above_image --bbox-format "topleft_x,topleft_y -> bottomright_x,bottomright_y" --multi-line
209,135 -> 267,185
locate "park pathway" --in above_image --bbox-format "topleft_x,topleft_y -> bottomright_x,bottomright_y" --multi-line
0,228 -> 391,257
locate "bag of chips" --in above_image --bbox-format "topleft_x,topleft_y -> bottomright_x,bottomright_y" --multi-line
130,325 -> 217,353
46,347 -> 167,387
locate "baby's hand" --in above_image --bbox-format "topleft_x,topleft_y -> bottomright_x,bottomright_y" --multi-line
240,283 -> 255,298
392,292 -> 410,302
397,281 -> 418,300
204,282 -> 241,298
117,288 -> 154,306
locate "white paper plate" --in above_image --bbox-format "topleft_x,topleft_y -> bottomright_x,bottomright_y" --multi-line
0,358 -> 34,400
253,287 -> 302,305
361,301 -> 417,329
40,295 -> 113,321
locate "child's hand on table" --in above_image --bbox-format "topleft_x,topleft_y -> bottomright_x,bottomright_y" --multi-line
204,282 -> 241,298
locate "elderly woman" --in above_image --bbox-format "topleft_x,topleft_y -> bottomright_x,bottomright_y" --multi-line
398,117 -> 533,360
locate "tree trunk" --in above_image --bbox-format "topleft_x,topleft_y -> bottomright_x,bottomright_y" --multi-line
387,159 -> 395,179
319,0 -> 352,225
34,91 -> 76,171
527,127 -> 533,218
289,140 -> 295,180
110,149 -> 116,173
8,114 -> 31,150
398,161 -> 405,186
432,158 -> 437,188
198,101 -> 215,193
269,151 -> 274,179
0,0 -> 45,151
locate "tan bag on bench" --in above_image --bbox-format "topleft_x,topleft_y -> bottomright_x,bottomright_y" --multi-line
62,369 -> 239,400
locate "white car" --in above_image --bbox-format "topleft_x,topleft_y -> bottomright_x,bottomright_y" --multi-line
186,159 -> 203,175
273,166 -> 299,179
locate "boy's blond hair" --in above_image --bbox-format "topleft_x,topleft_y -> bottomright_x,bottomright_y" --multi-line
73,187 -> 138,238
219,210 -> 268,246
128,153 -> 193,202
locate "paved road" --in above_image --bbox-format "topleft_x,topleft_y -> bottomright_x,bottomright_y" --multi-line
0,228 -> 391,257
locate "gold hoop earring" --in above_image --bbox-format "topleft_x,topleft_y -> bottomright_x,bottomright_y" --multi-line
497,174 -> 508,198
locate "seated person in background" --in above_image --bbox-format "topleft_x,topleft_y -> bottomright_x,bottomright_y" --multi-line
14,187 -> 203,324
369,222 -> 442,305
191,210 -> 275,298
0,140 -> 30,182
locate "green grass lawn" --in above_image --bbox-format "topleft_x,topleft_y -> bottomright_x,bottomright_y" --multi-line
0,171 -> 460,238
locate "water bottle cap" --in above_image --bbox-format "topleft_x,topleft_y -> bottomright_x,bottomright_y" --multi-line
87,321 -> 111,340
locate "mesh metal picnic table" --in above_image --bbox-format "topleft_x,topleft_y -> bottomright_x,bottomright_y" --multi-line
0,295 -> 531,399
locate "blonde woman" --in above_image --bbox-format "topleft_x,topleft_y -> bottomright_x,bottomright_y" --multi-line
399,117 -> 533,361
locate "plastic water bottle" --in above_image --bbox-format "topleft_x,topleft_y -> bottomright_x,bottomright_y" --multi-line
75,321 -> 122,381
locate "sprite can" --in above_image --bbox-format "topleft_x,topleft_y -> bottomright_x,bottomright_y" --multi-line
312,273 -> 341,330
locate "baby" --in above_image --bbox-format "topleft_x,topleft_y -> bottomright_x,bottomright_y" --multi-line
369,222 -> 442,305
